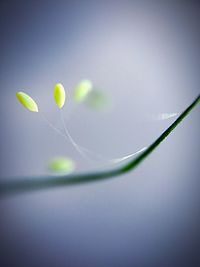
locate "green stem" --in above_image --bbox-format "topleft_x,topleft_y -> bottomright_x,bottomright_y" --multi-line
0,95 -> 199,197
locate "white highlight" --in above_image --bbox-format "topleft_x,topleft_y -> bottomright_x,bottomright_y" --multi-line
109,147 -> 147,164
154,113 -> 179,121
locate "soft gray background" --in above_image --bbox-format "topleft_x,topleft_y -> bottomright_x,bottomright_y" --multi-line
0,1 -> 200,266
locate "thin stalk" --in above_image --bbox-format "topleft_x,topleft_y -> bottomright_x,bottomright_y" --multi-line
0,94 -> 199,197
42,111 -> 147,164
59,110 -> 92,161
40,112 -> 66,139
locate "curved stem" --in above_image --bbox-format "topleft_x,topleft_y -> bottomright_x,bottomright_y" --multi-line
0,94 -> 199,197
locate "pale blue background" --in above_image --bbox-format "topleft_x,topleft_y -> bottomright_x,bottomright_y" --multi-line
0,1 -> 200,266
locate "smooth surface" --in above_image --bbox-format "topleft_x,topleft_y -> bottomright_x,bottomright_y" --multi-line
0,1 -> 200,267
16,92 -> 39,112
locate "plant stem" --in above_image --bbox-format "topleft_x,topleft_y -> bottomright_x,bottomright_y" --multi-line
0,94 -> 199,197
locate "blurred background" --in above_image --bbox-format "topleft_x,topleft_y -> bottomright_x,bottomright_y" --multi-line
0,0 -> 200,266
